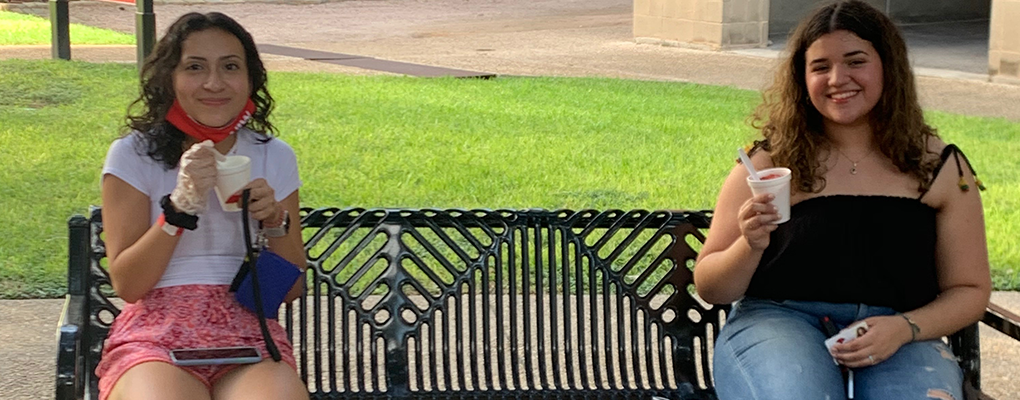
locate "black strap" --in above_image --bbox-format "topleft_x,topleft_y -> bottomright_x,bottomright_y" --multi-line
923,144 -> 986,200
241,189 -> 282,362
949,144 -> 985,191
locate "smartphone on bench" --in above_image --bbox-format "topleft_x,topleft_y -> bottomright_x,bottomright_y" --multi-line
170,346 -> 262,366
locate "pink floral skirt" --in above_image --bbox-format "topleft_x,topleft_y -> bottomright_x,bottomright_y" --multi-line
96,285 -> 297,400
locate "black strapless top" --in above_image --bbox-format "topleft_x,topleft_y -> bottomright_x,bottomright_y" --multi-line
745,195 -> 938,312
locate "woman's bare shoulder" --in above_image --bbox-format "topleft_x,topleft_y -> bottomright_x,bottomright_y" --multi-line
924,136 -> 950,161
747,147 -> 775,170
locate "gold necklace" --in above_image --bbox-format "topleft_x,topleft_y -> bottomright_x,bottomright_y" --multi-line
834,146 -> 875,175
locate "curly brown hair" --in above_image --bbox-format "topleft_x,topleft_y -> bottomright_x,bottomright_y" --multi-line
123,12 -> 276,170
750,0 -> 938,193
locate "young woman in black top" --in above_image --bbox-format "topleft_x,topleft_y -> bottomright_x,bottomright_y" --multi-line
695,1 -> 991,399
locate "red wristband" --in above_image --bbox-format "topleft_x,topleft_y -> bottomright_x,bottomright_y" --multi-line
157,213 -> 184,237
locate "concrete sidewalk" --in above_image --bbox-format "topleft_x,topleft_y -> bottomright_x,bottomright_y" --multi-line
4,294 -> 1018,400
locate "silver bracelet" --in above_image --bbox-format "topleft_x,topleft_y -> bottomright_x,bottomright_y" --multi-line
898,313 -> 920,342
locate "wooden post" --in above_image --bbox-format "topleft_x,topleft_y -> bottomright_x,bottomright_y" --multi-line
49,0 -> 71,60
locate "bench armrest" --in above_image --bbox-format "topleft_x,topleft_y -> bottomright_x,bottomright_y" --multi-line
983,302 -> 1020,342
959,301 -> 1020,400
56,294 -> 87,400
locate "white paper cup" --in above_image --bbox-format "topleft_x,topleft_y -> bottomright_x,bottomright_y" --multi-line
214,155 -> 251,212
746,167 -> 792,224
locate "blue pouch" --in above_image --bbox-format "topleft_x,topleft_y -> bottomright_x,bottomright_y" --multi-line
232,249 -> 301,320
228,189 -> 302,361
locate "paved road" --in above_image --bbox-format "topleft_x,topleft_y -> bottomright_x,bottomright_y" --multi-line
4,0 -> 1020,121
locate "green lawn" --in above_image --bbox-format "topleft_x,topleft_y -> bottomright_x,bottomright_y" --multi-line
0,10 -> 134,45
1,59 -> 1017,298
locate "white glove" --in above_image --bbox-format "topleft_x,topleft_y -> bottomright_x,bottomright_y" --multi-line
169,140 -> 218,215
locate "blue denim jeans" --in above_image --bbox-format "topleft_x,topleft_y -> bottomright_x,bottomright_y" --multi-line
713,297 -> 963,400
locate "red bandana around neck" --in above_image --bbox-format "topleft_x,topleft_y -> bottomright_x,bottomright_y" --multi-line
165,98 -> 256,143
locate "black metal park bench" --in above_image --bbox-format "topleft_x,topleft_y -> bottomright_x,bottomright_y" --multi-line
56,207 -> 1020,400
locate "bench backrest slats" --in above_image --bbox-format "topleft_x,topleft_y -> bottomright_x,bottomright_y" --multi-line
287,208 -> 722,399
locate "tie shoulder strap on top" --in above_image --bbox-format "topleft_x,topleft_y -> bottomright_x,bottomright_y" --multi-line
931,144 -> 986,193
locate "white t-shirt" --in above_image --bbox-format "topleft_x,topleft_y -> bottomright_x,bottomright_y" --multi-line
102,128 -> 302,288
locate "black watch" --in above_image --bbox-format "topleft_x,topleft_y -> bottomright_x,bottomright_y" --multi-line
160,195 -> 199,230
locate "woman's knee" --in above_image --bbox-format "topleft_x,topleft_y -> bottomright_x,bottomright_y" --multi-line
714,337 -> 845,400
714,305 -> 845,400
855,340 -> 964,400
212,360 -> 307,400
108,362 -> 211,400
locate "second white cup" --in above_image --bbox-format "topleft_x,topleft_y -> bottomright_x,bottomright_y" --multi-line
746,167 -> 792,224
214,155 -> 251,212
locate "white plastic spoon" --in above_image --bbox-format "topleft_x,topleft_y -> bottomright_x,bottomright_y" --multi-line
737,147 -> 761,181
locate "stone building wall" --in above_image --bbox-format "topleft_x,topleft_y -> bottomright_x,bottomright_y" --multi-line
990,0 -> 1020,83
